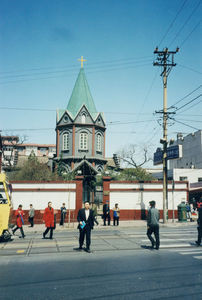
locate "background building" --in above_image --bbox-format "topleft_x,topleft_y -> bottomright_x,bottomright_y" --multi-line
169,130 -> 202,169
1,136 -> 56,169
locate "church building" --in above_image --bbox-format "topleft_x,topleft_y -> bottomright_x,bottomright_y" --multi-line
55,57 -> 106,177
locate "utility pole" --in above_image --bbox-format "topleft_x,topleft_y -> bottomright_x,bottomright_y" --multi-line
153,47 -> 179,223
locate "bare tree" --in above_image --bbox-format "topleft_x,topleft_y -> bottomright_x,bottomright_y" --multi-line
118,144 -> 152,168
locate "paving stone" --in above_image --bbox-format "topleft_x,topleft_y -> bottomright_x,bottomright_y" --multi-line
30,247 -> 58,254
0,249 -> 26,256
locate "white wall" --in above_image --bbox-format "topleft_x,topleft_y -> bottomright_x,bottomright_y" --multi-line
11,182 -> 76,210
109,182 -> 187,210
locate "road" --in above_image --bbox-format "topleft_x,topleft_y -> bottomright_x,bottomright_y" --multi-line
0,225 -> 202,299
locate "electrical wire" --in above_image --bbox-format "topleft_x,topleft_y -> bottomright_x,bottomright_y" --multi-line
0,59 -> 152,80
0,55 -> 152,75
0,106 -> 155,116
1,120 -> 155,132
178,63 -> 202,75
169,0 -> 201,47
174,94 -> 202,111
175,118 -> 202,123
177,99 -> 202,114
168,85 -> 202,109
179,20 -> 201,47
169,117 -> 200,131
0,62 -> 151,85
158,0 -> 188,47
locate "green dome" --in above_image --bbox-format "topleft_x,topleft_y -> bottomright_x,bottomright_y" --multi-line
67,68 -> 97,119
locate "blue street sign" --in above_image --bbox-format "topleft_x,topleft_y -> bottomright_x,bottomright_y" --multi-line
153,145 -> 182,165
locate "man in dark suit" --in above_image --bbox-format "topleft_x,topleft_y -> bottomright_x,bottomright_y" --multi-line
196,201 -> 202,246
75,201 -> 95,253
103,203 -> 111,226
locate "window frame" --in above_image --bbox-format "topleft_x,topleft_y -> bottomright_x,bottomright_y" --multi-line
63,132 -> 69,151
79,132 -> 88,150
96,133 -> 102,152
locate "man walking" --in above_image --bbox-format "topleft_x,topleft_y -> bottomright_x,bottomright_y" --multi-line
147,201 -> 160,250
75,201 -> 95,253
28,204 -> 35,227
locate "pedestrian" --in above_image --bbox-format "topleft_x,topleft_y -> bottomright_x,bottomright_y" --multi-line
103,202 -> 111,226
75,201 -> 96,253
147,200 -> 160,250
28,204 -> 35,227
12,204 -> 25,238
60,203 -> 67,226
113,203 -> 120,226
196,200 -> 202,246
43,202 -> 55,239
186,202 -> 192,222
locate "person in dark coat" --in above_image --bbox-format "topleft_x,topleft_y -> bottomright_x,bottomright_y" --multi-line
12,204 -> 25,238
196,202 -> 202,246
60,203 -> 67,226
147,200 -> 160,250
75,201 -> 95,253
43,202 -> 54,239
103,203 -> 111,226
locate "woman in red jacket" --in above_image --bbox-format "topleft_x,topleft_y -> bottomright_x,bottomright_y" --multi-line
43,201 -> 54,239
12,204 -> 25,238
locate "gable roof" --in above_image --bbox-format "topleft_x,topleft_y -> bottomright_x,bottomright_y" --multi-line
72,159 -> 98,175
66,68 -> 97,120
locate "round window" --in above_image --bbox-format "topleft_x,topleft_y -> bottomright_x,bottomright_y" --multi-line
64,115 -> 68,123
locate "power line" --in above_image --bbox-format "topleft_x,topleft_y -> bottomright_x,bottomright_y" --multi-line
169,0 -> 201,47
178,63 -> 202,75
179,113 -> 202,117
108,120 -> 154,126
1,120 -> 155,132
2,128 -> 54,132
174,94 -> 202,111
0,62 -> 151,85
0,58 -> 152,80
0,55 -> 152,75
168,85 -> 202,108
136,70 -> 159,120
169,117 -> 200,131
0,106 -> 154,116
180,20 -> 201,47
177,99 -> 202,114
158,0 -> 188,47
0,107 -> 56,112
175,118 -> 202,123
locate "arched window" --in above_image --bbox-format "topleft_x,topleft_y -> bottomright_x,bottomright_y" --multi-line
81,113 -> 86,124
79,132 -> 88,150
97,133 -> 102,152
63,133 -> 69,150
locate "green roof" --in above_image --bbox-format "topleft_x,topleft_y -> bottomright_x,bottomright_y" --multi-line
66,68 -> 97,119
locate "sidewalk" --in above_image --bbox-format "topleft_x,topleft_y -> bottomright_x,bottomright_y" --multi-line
22,219 -> 196,234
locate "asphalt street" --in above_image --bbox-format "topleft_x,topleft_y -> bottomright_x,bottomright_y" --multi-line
0,224 -> 202,300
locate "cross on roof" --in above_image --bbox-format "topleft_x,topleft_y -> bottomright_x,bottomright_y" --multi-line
78,56 -> 87,68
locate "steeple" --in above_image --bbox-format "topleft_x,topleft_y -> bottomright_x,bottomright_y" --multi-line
66,68 -> 97,119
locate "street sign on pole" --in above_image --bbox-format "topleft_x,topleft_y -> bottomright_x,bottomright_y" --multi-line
153,145 -> 182,165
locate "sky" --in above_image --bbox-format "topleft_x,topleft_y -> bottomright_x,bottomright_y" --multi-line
0,0 -> 201,167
